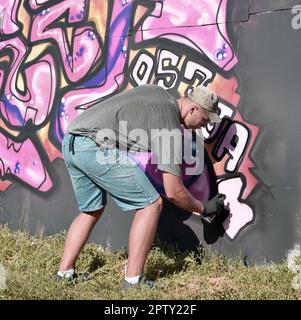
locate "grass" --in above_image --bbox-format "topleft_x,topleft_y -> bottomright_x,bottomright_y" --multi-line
0,224 -> 300,300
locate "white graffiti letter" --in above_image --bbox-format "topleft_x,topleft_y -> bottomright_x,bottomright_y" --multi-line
157,49 -> 180,89
218,177 -> 254,239
214,122 -> 249,172
184,61 -> 213,86
131,52 -> 154,86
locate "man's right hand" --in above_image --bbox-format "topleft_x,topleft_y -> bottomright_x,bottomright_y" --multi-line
203,194 -> 226,217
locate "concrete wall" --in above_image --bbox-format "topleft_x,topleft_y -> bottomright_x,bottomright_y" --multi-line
0,0 -> 300,263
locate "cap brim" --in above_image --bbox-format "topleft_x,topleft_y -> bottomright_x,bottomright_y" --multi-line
207,111 -> 222,123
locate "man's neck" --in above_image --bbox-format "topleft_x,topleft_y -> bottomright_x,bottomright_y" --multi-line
177,97 -> 188,124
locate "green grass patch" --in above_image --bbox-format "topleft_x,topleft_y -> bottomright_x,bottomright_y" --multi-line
0,224 -> 300,300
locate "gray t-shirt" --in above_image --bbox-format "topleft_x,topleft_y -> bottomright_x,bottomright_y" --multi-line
67,84 -> 183,176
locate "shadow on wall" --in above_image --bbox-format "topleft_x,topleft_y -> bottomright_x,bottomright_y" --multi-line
156,144 -> 232,251
157,198 -> 230,252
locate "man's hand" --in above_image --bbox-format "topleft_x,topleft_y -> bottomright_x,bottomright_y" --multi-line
203,194 -> 226,216
201,194 -> 226,223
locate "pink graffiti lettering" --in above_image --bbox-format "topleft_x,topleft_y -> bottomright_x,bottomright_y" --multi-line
0,0 -> 261,241
60,0 -> 132,133
135,0 -> 237,71
30,0 -> 101,83
0,0 -> 21,35
0,37 -> 57,127
0,131 -> 53,191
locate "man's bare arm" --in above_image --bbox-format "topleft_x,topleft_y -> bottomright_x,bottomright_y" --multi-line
162,172 -> 204,216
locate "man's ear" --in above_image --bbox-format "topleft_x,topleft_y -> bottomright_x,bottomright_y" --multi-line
190,105 -> 199,114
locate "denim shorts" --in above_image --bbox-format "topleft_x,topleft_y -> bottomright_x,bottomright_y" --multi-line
62,133 -> 160,212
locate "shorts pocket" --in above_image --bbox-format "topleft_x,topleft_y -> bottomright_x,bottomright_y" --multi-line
77,148 -> 110,177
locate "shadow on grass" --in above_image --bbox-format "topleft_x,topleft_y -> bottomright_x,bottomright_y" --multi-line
145,238 -> 205,280
146,198 -> 230,280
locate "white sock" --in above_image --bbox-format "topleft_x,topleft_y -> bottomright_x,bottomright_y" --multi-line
57,268 -> 75,278
124,272 -> 144,284
124,274 -> 140,284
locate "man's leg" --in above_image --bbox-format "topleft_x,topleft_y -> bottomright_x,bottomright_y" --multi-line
126,197 -> 163,277
59,208 -> 104,271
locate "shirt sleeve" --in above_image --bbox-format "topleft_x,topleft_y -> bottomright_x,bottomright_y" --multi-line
150,129 -> 182,177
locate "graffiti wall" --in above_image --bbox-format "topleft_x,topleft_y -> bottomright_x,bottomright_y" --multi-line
0,0 -> 300,263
